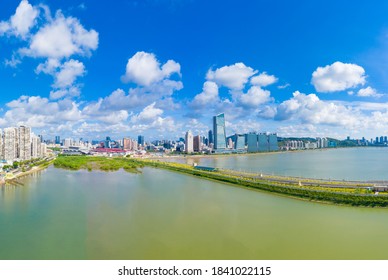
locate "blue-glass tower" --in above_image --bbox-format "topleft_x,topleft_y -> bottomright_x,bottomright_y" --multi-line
213,113 -> 226,150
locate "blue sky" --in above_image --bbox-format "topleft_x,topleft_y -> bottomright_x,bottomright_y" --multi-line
1,0 -> 388,141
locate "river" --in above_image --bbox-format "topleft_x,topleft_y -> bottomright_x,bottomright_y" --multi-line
1,164 -> 388,259
166,147 -> 388,181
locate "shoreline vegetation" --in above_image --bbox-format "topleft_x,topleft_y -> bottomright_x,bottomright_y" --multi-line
133,159 -> 388,208
2,157 -> 55,183
50,155 -> 388,208
6,153 -> 388,207
53,155 -> 144,172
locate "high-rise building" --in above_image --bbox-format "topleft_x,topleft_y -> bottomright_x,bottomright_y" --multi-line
268,133 -> 278,151
208,130 -> 213,145
234,134 -> 245,150
213,113 -> 226,150
18,126 -> 31,161
64,138 -> 72,148
55,136 -> 61,145
185,130 -> 194,153
247,133 -> 278,152
0,129 -> 2,159
40,143 -> 47,157
193,135 -> 202,152
3,127 -> 17,162
247,133 -> 258,153
258,133 -> 268,152
31,135 -> 41,158
138,135 -> 145,146
123,138 -> 132,150
105,136 -> 112,148
123,138 -> 137,150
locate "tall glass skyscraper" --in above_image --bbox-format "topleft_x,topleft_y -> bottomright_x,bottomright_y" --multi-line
213,113 -> 226,150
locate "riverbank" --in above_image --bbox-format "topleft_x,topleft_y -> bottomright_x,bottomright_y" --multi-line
3,158 -> 55,183
133,158 -> 388,207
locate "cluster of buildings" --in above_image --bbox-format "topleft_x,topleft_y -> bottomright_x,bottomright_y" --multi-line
0,126 -> 47,164
356,136 -> 388,146
184,113 -> 279,154
283,137 -> 332,150
56,134 -> 148,156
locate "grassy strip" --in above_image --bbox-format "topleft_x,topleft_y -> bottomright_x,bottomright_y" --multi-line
54,155 -> 144,172
136,159 -> 388,208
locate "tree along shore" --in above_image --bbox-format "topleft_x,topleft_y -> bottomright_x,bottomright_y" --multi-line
2,157 -> 55,183
133,158 -> 388,208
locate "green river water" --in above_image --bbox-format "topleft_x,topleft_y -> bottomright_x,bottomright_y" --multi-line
1,159 -> 388,259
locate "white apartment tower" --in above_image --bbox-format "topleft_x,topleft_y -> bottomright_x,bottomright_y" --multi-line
31,135 -> 41,159
185,130 -> 194,153
3,127 -> 17,162
0,129 -> 2,159
18,126 -> 31,161
0,126 -> 46,163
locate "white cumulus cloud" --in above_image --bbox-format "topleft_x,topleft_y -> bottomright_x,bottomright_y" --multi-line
311,61 -> 366,92
20,10 -> 98,59
275,91 -> 360,128
206,62 -> 257,90
356,86 -> 383,98
239,86 -> 272,108
134,102 -> 163,121
0,0 -> 39,38
190,81 -> 219,108
250,72 -> 278,87
121,51 -> 181,86
53,59 -> 85,88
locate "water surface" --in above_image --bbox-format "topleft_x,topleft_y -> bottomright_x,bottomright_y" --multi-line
1,165 -> 388,259
167,147 -> 388,181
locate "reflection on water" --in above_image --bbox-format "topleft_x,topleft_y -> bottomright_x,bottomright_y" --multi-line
1,165 -> 388,260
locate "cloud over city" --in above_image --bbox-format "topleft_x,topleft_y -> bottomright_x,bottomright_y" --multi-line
1,1 -> 388,140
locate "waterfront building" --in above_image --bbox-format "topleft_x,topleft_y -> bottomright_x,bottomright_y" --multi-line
227,137 -> 233,149
18,126 -> 31,161
0,129 -> 2,159
247,133 -> 278,152
208,130 -> 213,145
31,135 -> 41,158
234,134 -> 245,150
193,135 -> 202,152
213,113 -> 226,150
3,128 -> 16,162
40,143 -> 47,157
247,133 -> 258,152
268,134 -> 278,151
305,142 -> 317,149
185,130 -> 194,153
258,133 -> 268,152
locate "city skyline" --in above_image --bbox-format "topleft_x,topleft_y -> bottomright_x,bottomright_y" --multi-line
2,1 -> 388,140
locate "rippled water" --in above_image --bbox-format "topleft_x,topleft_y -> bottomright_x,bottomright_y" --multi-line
1,165 -> 388,260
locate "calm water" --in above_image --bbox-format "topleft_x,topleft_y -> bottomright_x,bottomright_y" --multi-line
168,147 -> 388,181
1,165 -> 388,260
